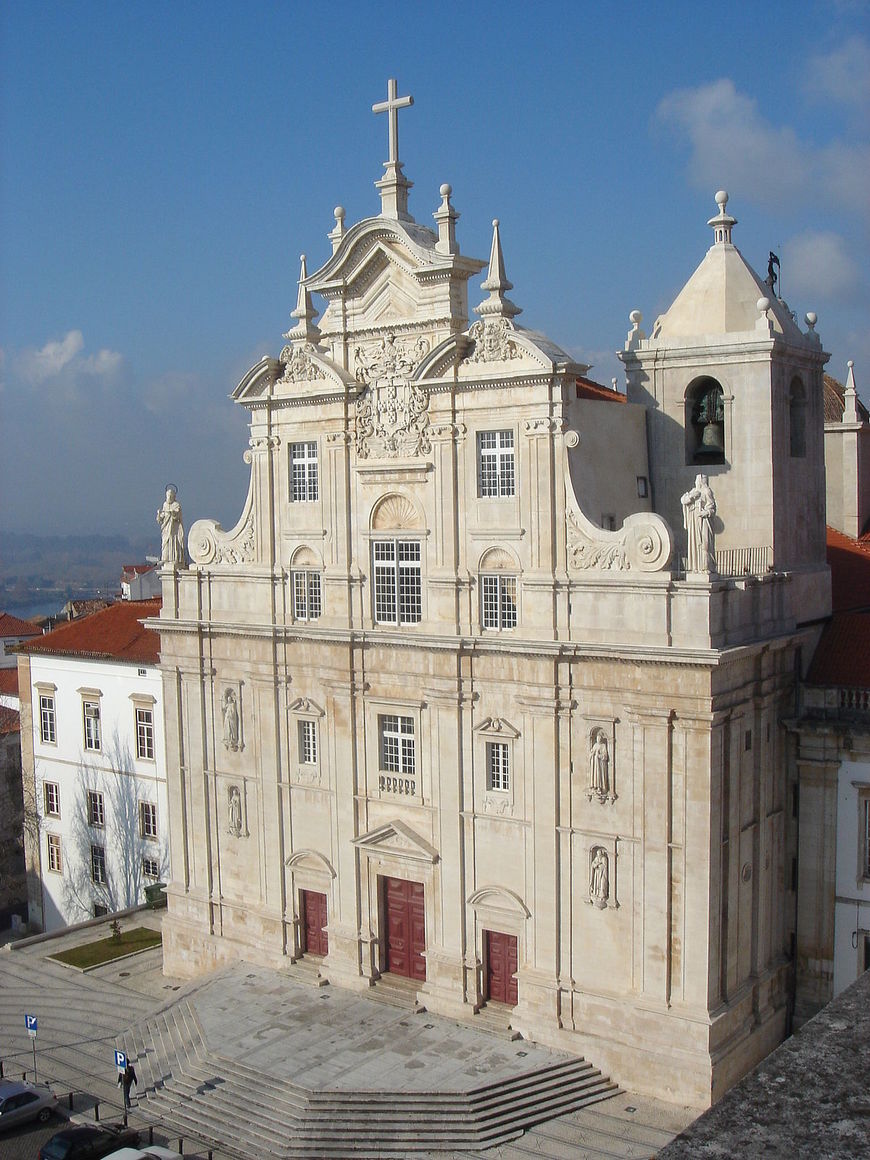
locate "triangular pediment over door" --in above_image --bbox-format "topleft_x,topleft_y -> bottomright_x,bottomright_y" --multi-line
352,819 -> 439,865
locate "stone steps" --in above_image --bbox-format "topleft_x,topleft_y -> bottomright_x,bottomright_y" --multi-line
119,999 -> 618,1159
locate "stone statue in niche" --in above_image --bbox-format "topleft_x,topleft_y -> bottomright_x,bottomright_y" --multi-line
681,473 -> 717,573
588,729 -> 612,802
156,485 -> 186,566
222,688 -> 240,751
227,785 -> 243,837
590,847 -> 609,909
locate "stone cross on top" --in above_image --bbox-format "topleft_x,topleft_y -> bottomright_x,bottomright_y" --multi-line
373,78 -> 413,165
372,78 -> 414,222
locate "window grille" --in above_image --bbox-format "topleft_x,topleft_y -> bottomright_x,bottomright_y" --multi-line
44,782 -> 60,817
142,856 -> 160,879
90,843 -> 107,885
139,801 -> 158,840
289,441 -> 319,501
87,790 -> 105,828
487,741 -> 510,791
136,707 -> 154,759
299,720 -> 317,765
481,574 -> 517,630
40,695 -> 56,743
83,701 -> 101,751
373,540 -> 421,624
293,571 -> 322,620
477,430 -> 515,497
47,833 -> 62,873
380,714 -> 415,774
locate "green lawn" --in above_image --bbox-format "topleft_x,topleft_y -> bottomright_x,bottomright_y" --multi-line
50,926 -> 162,968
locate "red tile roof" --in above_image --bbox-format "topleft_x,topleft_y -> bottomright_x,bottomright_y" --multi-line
0,705 -> 20,735
20,599 -> 162,665
826,526 -> 870,613
0,669 -> 19,697
576,376 -> 626,403
806,612 -> 870,689
121,564 -> 155,578
0,611 -> 42,639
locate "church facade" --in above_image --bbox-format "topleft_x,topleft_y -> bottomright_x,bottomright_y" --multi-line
154,83 -> 830,1105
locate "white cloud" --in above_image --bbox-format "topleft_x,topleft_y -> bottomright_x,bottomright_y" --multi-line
807,35 -> 870,108
14,330 -> 124,398
655,78 -> 869,216
782,231 -> 861,301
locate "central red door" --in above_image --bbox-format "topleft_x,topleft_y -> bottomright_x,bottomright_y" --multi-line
383,876 -> 426,980
300,890 -> 328,956
484,930 -> 518,1005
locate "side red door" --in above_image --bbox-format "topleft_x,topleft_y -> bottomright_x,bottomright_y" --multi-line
485,930 -> 518,1005
383,877 -> 426,981
301,890 -> 328,956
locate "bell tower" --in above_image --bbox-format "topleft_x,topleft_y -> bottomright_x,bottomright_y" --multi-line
620,192 -> 830,621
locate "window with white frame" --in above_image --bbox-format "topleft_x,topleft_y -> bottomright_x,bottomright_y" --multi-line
289,441 -> 319,502
90,843 -> 107,885
298,719 -> 318,765
139,800 -> 158,840
477,430 -> 515,498
39,694 -> 56,743
136,707 -> 154,759
861,791 -> 870,881
379,714 -> 415,774
83,700 -> 101,751
293,570 -> 322,620
373,540 -> 421,624
47,833 -> 62,873
44,782 -> 60,817
486,740 -> 511,791
87,790 -> 105,828
481,574 -> 517,630
142,856 -> 160,880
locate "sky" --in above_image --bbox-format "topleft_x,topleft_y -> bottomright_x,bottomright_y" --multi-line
2,0 -> 868,540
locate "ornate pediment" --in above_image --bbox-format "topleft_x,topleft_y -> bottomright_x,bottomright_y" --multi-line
352,819 -> 439,864
474,716 -> 521,740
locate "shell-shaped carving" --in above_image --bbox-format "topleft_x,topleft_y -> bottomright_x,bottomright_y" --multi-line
371,493 -> 423,531
623,514 -> 673,572
479,547 -> 518,573
291,545 -> 319,569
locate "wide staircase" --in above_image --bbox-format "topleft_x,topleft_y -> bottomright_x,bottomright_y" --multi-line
120,997 -> 617,1159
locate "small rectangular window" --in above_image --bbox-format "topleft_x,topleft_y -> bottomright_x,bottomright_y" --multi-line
139,800 -> 158,840
299,720 -> 317,765
136,707 -> 154,760
292,571 -> 322,620
379,714 -> 415,775
39,695 -> 56,744
289,441 -> 319,502
477,430 -> 515,498
44,782 -> 60,817
83,701 -> 101,751
47,833 -> 62,874
487,741 -> 511,791
142,856 -> 160,880
87,790 -> 105,828
90,843 -> 107,885
481,575 -> 517,630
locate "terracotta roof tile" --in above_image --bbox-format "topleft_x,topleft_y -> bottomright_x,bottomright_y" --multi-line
826,526 -> 870,613
806,612 -> 870,689
0,705 -> 20,735
0,611 -> 42,639
0,669 -> 19,697
20,599 -> 162,665
575,376 -> 626,403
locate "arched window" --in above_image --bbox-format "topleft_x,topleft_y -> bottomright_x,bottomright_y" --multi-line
789,378 -> 806,458
479,548 -> 519,631
686,377 -> 725,465
290,546 -> 322,621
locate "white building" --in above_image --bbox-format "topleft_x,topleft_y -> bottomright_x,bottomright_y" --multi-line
18,600 -> 169,931
154,85 -> 830,1106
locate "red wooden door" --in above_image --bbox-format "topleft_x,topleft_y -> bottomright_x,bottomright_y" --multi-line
383,877 -> 426,980
485,930 -> 518,1005
301,890 -> 328,956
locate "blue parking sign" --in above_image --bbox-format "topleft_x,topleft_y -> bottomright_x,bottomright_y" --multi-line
25,1014 -> 37,1037
114,1050 -> 127,1070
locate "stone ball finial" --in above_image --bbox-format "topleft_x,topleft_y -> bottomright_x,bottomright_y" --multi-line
440,183 -> 452,198
334,206 -> 345,222
715,190 -> 729,210
629,310 -> 643,325
492,218 -> 499,228
300,253 -> 306,263
805,311 -> 818,330
757,296 -> 770,314
848,359 -> 854,369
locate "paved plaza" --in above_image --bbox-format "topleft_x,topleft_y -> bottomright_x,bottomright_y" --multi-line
0,912 -> 698,1158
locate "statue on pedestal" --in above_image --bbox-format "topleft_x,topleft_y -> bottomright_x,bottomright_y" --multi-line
157,485 -> 186,566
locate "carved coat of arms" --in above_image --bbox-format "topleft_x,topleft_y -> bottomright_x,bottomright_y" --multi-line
354,334 -> 430,459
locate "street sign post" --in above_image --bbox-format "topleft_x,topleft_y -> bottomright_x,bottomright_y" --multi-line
114,1050 -> 127,1071
24,1014 -> 37,1081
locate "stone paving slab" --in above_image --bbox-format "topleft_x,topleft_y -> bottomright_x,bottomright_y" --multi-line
195,963 -> 572,1092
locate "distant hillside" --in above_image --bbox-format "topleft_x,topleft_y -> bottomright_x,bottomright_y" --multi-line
0,530 -> 155,609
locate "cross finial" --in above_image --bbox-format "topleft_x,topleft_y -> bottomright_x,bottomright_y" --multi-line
373,78 -> 414,165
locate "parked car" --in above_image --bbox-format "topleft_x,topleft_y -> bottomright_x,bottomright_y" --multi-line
38,1124 -> 140,1160
0,1079 -> 58,1130
103,1149 -> 182,1160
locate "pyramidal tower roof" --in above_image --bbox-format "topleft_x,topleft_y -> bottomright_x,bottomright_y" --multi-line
650,191 -> 806,344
